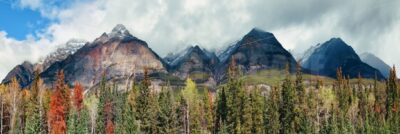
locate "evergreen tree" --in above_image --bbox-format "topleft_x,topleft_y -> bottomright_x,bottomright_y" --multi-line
157,87 -> 178,133
202,88 -> 214,133
386,66 -> 400,133
241,93 -> 252,134
265,86 -> 281,134
25,72 -> 45,134
136,68 -> 158,133
214,88 -> 228,133
294,63 -> 312,133
250,89 -> 264,134
224,59 -> 246,133
96,75 -> 109,134
280,65 -> 296,134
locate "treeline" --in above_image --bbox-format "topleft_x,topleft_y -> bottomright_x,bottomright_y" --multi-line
0,63 -> 399,134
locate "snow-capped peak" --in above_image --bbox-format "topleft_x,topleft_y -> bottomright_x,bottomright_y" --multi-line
38,39 -> 87,70
109,24 -> 134,39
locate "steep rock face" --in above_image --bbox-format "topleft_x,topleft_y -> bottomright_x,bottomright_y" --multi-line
301,38 -> 384,79
360,53 -> 391,78
166,45 -> 219,81
2,61 -> 35,87
216,28 -> 297,81
40,24 -> 167,89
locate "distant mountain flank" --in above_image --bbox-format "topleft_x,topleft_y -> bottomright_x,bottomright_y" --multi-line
300,38 -> 385,80
360,53 -> 391,78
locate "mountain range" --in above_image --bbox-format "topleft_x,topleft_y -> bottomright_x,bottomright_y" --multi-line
2,24 -> 388,90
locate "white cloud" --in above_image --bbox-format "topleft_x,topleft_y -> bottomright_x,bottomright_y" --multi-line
1,0 -> 400,79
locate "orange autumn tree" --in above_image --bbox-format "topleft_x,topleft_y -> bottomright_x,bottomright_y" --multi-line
48,71 -> 67,134
73,82 -> 84,113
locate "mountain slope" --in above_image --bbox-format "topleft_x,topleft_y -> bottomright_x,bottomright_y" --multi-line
40,24 -> 167,89
360,53 -> 391,78
216,28 -> 297,81
301,38 -> 384,79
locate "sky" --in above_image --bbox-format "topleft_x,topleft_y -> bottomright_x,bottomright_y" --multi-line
0,0 -> 399,80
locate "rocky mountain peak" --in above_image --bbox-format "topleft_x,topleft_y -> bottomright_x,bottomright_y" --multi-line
109,24 -> 135,39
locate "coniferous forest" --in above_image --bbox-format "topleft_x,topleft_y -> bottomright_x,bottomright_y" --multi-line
0,62 -> 399,134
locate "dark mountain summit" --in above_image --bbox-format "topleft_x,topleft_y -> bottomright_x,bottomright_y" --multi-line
216,28 -> 297,81
40,24 -> 167,90
301,38 -> 384,79
165,45 -> 219,82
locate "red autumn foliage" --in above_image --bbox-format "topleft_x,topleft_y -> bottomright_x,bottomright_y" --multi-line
73,82 -> 84,112
48,71 -> 67,134
49,85 -> 66,134
105,100 -> 114,134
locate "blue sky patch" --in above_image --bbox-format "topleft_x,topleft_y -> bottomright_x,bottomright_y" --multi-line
0,1 -> 51,40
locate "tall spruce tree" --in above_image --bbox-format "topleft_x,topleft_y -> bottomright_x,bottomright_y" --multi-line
250,89 -> 264,134
202,88 -> 214,133
280,65 -> 296,134
157,87 -> 178,133
265,86 -> 281,134
136,68 -> 158,133
96,75 -> 109,134
25,72 -> 45,134
386,66 -> 400,133
214,88 -> 228,133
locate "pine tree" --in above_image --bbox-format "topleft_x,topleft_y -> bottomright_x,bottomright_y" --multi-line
385,66 -> 399,133
115,90 -> 139,134
96,75 -> 109,134
136,68 -> 158,133
250,89 -> 264,134
294,63 -> 311,133
214,88 -> 228,133
265,86 -> 281,134
157,87 -> 178,133
25,72 -> 46,134
202,88 -> 214,133
280,65 -> 296,134
224,59 -> 245,133
241,93 -> 252,134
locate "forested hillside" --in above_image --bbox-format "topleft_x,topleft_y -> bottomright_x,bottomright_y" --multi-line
0,62 -> 399,134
